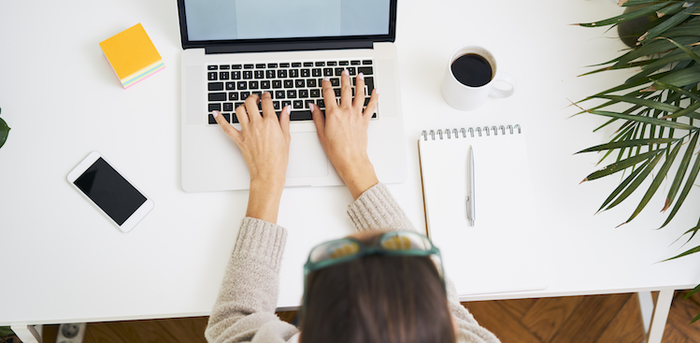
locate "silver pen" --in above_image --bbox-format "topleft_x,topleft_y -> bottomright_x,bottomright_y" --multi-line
467,145 -> 475,226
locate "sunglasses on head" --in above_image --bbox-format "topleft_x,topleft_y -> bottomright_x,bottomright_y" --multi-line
302,231 -> 446,311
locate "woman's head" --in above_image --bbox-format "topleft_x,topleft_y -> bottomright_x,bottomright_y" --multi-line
299,231 -> 455,343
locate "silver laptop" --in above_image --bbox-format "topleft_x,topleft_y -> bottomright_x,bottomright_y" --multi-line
177,0 -> 406,192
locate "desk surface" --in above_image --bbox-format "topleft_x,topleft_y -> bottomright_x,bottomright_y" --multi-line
2,0 -> 700,326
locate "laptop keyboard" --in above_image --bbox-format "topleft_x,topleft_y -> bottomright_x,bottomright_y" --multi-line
206,60 -> 375,125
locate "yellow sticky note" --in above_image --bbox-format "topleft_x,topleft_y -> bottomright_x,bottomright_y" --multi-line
100,23 -> 164,88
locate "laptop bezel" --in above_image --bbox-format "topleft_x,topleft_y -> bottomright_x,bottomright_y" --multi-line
176,0 -> 397,50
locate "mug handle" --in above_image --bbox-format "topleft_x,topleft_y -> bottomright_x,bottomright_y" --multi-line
489,72 -> 516,98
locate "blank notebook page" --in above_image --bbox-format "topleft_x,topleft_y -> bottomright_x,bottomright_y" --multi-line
418,126 -> 547,296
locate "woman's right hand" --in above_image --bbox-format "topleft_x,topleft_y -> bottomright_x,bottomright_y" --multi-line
310,69 -> 379,200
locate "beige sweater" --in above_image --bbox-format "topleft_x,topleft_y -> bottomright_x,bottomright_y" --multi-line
205,183 -> 501,343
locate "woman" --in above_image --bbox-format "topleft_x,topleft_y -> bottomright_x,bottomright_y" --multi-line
205,70 -> 500,343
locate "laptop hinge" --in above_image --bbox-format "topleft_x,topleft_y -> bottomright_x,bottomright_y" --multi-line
205,40 -> 374,54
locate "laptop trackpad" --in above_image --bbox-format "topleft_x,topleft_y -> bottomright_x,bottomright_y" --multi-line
287,133 -> 329,178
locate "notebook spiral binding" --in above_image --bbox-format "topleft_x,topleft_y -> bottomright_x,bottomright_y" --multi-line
421,124 -> 521,141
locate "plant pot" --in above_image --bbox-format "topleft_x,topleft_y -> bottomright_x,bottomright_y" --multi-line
617,5 -> 660,48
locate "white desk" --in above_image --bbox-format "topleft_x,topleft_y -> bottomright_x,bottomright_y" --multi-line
2,1 -> 699,342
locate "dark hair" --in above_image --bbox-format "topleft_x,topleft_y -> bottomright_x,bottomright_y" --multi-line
299,251 -> 455,343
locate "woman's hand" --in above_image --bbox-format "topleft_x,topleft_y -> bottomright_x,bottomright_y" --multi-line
311,70 -> 379,200
213,92 -> 291,223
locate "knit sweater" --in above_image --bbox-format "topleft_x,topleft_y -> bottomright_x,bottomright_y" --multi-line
205,183 -> 501,343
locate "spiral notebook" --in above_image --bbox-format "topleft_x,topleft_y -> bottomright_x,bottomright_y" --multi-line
418,124 -> 547,297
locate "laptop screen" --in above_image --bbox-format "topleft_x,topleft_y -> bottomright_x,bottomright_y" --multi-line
179,0 -> 394,47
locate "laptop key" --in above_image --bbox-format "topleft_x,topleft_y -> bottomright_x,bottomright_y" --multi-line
272,80 -> 282,88
299,89 -> 309,98
237,81 -> 247,90
293,100 -> 304,109
290,110 -> 312,121
208,114 -> 218,124
208,72 -> 217,80
266,70 -> 276,79
220,71 -> 230,80
315,61 -> 325,67
307,79 -> 317,88
310,89 -> 320,98
358,67 -> 373,75
249,81 -> 259,89
328,61 -> 337,66
275,90 -> 285,99
261,80 -> 270,89
225,82 -> 235,90
229,92 -> 239,101
209,92 -> 226,101
224,102 -> 233,112
284,80 -> 294,88
365,77 -> 374,94
256,63 -> 266,69
303,62 -> 314,67
232,64 -> 242,69
243,71 -> 253,79
232,113 -> 239,123
278,70 -> 288,78
240,91 -> 251,99
209,103 -> 222,112
273,101 -> 281,110
280,62 -> 290,68
330,78 -> 340,87
208,65 -> 218,70
362,60 -> 372,65
287,90 -> 297,98
339,61 -> 349,66
282,100 -> 292,108
220,65 -> 230,70
235,102 -> 244,108
301,69 -> 310,77
351,60 -> 361,65
323,68 -> 333,77
292,62 -> 302,67
244,64 -> 254,69
335,68 -> 344,76
312,68 -> 322,77
295,80 -> 305,88
305,99 -> 315,108
255,70 -> 264,79
209,82 -> 224,91
290,69 -> 299,78
232,71 -> 241,79
348,67 -> 356,76
267,63 -> 278,68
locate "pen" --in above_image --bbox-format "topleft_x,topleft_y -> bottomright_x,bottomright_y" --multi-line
467,145 -> 475,226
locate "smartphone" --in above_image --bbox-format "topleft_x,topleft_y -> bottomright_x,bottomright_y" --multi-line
67,151 -> 154,232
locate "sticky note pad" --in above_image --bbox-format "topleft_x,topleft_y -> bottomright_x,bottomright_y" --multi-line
100,23 -> 164,89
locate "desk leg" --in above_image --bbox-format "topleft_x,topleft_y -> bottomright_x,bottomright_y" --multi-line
10,324 -> 42,343
646,288 -> 675,343
638,291 -> 654,333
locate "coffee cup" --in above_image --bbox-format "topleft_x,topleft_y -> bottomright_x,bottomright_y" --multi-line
441,46 -> 516,111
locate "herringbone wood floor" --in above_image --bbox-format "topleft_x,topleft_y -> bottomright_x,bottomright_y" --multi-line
35,291 -> 700,343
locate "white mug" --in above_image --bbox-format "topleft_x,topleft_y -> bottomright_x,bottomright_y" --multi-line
441,46 -> 516,111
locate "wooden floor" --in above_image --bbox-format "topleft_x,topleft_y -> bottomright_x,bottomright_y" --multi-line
32,291 -> 700,343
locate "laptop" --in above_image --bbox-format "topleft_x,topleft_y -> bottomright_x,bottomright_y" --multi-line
177,0 -> 407,192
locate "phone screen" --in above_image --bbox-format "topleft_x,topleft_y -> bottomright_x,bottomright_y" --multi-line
73,157 -> 147,226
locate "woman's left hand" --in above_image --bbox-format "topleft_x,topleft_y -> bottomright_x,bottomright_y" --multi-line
213,92 -> 291,187
213,92 -> 291,223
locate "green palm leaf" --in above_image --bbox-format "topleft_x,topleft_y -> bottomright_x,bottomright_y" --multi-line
582,149 -> 663,182
604,151 -> 665,212
659,147 -> 700,229
575,2 -> 669,28
663,133 -> 697,212
619,140 -> 682,225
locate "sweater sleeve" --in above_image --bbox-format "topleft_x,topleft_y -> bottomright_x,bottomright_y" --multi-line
346,183 -> 502,343
205,217 -> 299,343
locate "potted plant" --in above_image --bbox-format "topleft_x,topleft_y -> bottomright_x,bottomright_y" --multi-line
0,108 -> 9,149
575,0 -> 700,321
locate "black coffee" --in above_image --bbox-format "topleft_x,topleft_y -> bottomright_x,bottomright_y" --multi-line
451,53 -> 493,87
